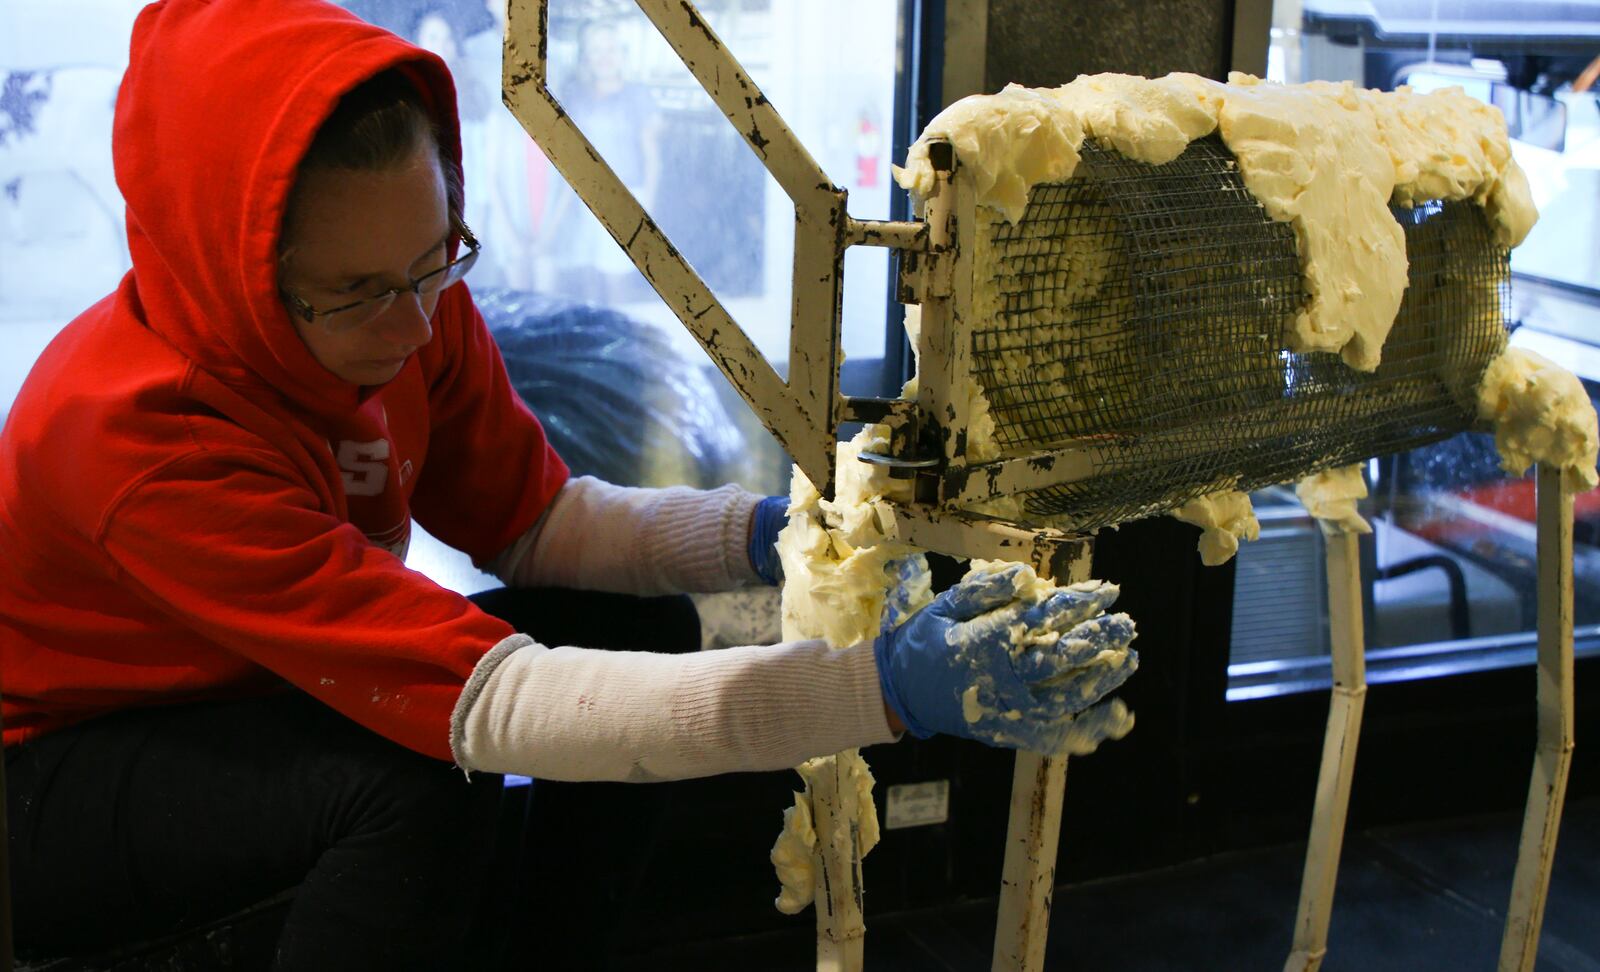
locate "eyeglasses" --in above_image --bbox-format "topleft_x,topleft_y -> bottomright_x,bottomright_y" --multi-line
282,224 -> 482,332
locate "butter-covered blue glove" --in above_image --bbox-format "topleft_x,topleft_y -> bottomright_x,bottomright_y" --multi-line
748,495 -> 788,585
874,562 -> 1138,755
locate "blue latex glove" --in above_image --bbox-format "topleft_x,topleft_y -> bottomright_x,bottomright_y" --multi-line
874,562 -> 1138,755
747,495 -> 788,586
880,555 -> 932,629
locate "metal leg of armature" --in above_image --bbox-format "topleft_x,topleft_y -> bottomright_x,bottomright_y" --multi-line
1498,463 -> 1576,972
1284,529 -> 1367,972
991,752 -> 1070,972
809,752 -> 867,972
991,544 -> 1093,972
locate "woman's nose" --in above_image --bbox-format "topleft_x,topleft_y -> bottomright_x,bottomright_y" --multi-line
378,291 -> 434,346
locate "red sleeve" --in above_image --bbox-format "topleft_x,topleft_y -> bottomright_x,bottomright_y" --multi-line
102,449 -> 515,761
410,285 -> 569,566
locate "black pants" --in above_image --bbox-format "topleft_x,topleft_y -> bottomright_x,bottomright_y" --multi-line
3,588 -> 700,970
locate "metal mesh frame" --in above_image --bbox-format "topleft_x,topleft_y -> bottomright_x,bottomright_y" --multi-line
966,136 -> 1510,531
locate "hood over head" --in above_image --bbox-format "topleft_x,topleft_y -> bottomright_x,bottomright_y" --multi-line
114,0 -> 463,418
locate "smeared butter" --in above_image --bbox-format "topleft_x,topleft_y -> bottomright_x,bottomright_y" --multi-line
1477,346 -> 1599,491
1171,489 -> 1261,566
1295,465 -> 1373,536
897,72 -> 1536,372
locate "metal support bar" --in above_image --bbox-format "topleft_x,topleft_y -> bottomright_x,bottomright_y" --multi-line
887,505 -> 1091,581
1284,529 -> 1368,972
942,447 -> 1103,507
1498,463 -> 1576,972
503,0 -> 877,499
991,544 -> 1092,972
845,218 -> 929,250
807,753 -> 868,972
914,141 -> 978,468
789,202 -> 850,495
841,397 -> 919,425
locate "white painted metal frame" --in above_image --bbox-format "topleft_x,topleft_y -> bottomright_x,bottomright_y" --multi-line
805,753 -> 869,971
913,140 -> 1083,971
498,4 -> 1578,967
503,0 -> 863,501
1499,462 -> 1576,972
912,140 -> 974,476
992,752 -> 1071,971
499,6 -> 1088,971
990,545 -> 1092,972
1283,528 -> 1367,972
1284,461 -> 1576,971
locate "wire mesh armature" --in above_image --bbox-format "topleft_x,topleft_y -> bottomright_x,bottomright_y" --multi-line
965,135 -> 1510,531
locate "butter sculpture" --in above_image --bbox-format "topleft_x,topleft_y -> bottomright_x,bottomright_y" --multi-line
1478,346 -> 1600,491
895,72 -> 1558,564
896,72 -> 1536,372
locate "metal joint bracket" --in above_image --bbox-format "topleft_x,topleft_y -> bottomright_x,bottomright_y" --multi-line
887,505 -> 1090,580
850,398 -> 940,480
844,218 -> 928,251
840,396 -> 916,425
898,246 -> 955,303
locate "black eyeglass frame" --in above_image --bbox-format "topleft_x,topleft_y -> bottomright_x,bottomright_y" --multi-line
281,223 -> 482,329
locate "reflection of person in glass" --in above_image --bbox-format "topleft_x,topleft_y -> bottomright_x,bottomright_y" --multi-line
410,5 -> 520,289
0,0 -> 1135,965
413,10 -> 488,122
459,0 -> 554,291
540,18 -> 665,303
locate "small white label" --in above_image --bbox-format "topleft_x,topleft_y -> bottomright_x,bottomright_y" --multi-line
884,780 -> 950,830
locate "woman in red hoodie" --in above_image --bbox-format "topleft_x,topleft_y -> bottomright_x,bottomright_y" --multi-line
0,0 -> 1138,965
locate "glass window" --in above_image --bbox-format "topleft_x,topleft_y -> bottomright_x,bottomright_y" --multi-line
0,0 -> 146,423
530,0 -> 901,370
0,1 -> 904,593
1231,1 -> 1600,699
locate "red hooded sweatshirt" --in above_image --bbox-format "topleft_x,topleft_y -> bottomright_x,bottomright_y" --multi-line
0,0 -> 568,760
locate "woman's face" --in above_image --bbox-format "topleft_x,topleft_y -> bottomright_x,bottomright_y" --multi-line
278,140 -> 450,386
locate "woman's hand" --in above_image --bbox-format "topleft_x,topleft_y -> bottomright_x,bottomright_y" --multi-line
747,495 -> 788,585
873,563 -> 1138,755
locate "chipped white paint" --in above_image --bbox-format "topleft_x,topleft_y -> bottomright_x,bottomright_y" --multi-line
502,0 -> 929,503
1499,465 -> 1576,972
1283,530 -> 1367,972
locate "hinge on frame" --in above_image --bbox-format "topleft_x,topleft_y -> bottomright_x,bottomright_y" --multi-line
896,245 -> 954,304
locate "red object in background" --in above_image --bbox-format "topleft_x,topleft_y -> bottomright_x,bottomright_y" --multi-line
1408,475 -> 1600,550
525,139 -> 549,231
856,114 -> 880,188
1459,478 -> 1600,524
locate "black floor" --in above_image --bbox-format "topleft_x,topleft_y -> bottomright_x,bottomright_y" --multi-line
15,796 -> 1597,970
621,797 -> 1600,971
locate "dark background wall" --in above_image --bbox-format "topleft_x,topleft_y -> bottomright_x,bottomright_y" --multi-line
984,0 -> 1233,90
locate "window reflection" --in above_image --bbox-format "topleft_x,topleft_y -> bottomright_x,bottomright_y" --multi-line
1232,1 -> 1600,696
0,0 -> 902,595
540,19 -> 666,303
0,0 -> 900,431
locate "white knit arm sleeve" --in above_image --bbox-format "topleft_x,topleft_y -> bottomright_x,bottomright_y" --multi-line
491,476 -> 764,595
450,635 -> 898,781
